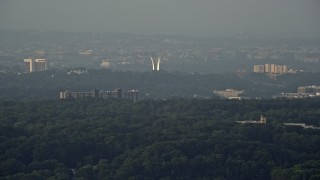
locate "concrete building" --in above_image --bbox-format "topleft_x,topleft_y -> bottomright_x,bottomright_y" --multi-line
253,64 -> 290,74
100,60 -> 111,68
274,65 -> 287,74
213,89 -> 244,99
24,59 -> 34,73
236,115 -> 267,124
297,85 -> 320,94
273,92 -> 319,99
270,64 -> 276,73
273,85 -> 320,99
264,64 -> 270,73
24,58 -> 48,72
282,65 -> 288,74
60,88 -> 139,101
35,59 -> 48,71
99,88 -> 122,99
253,65 -> 265,73
60,89 -> 100,99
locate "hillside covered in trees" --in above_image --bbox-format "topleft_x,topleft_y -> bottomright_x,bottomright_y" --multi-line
1,98 -> 320,179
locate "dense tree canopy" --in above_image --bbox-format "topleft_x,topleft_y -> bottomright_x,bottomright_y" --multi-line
0,98 -> 320,179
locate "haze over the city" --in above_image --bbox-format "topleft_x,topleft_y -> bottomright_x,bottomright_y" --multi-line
1,0 -> 319,37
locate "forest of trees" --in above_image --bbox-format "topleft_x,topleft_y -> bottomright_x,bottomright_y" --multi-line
1,98 -> 320,179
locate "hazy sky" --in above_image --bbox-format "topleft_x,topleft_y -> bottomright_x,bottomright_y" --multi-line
1,0 -> 319,37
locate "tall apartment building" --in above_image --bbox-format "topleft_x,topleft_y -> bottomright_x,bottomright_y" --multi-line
23,58 -> 48,73
253,65 -> 265,73
270,64 -> 276,73
274,65 -> 287,74
34,59 -> 48,71
253,64 -> 289,74
282,65 -> 288,74
24,59 -> 34,73
264,64 -> 270,73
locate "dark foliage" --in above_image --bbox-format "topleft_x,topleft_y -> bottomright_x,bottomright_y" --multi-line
0,98 -> 320,179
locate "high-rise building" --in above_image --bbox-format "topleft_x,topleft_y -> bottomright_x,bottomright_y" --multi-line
23,58 -> 48,72
275,65 -> 283,74
24,59 -> 34,73
253,64 -> 291,74
264,64 -> 270,73
282,65 -> 288,73
270,64 -> 276,73
253,65 -> 265,73
35,59 -> 48,71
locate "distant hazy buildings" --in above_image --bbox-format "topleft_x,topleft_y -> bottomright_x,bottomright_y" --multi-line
60,88 -> 139,101
24,58 -> 48,73
283,123 -> 320,130
272,93 -> 317,99
67,68 -> 88,75
100,60 -> 111,69
253,64 -> 294,74
303,53 -> 320,63
297,85 -> 320,94
78,50 -> 93,55
213,89 -> 245,99
273,85 -> 320,99
236,115 -> 267,124
295,52 -> 320,63
235,69 -> 248,79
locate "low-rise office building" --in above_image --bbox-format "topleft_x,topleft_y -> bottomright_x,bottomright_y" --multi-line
60,88 -> 139,101
213,89 -> 245,99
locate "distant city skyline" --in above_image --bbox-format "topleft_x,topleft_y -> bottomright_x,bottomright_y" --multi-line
0,0 -> 319,37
